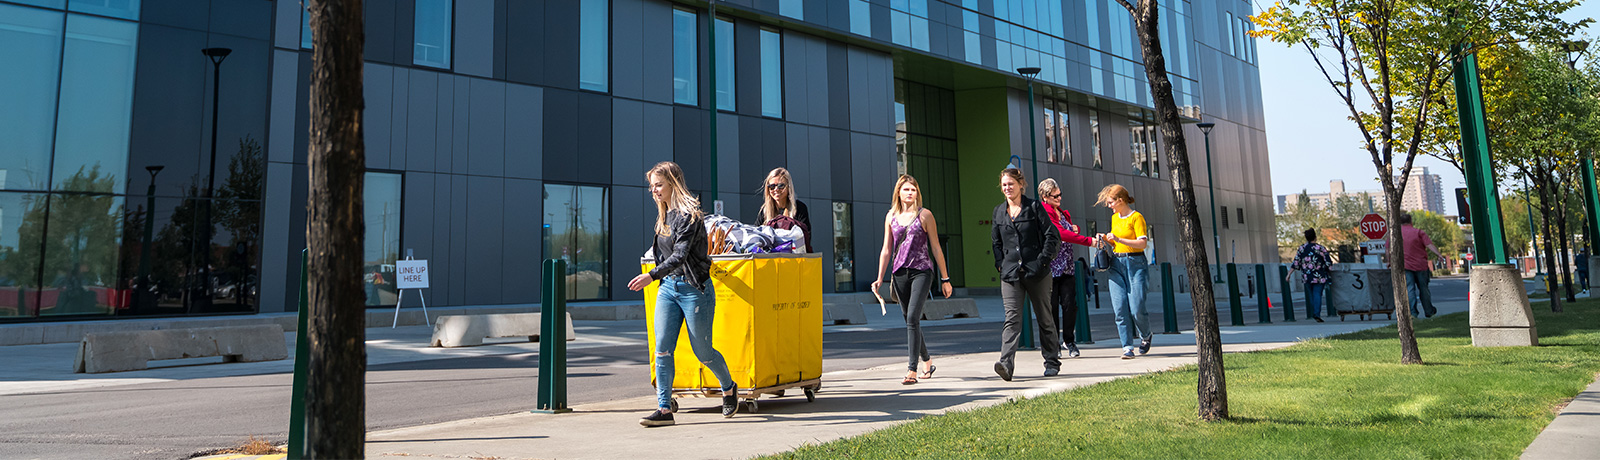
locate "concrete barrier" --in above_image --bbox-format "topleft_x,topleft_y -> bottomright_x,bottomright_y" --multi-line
921,298 -> 979,320
822,303 -> 867,325
1469,263 -> 1538,347
567,303 -> 645,321
430,312 -> 576,348
74,325 -> 287,374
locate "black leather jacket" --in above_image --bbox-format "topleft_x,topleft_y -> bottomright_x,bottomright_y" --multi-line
649,210 -> 712,290
991,196 -> 1062,282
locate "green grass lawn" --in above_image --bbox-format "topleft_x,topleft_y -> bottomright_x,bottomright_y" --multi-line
769,300 -> 1600,459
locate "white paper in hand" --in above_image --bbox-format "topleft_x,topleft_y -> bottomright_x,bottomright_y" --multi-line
872,287 -> 887,315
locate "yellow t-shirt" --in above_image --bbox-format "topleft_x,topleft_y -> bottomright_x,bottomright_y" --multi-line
1111,210 -> 1147,253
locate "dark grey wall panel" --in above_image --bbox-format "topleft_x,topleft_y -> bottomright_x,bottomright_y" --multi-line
211,0 -> 273,41
806,34 -> 829,126
502,178 -> 541,303
468,78 -> 508,177
402,172 -> 436,268
541,89 -> 580,181
294,52 -> 311,164
641,102 -> 676,179
733,20 -> 761,118
672,105 -> 709,194
465,176 -> 505,305
716,114 -> 740,200
269,50 -> 299,163
389,68 -> 410,169
448,174 -> 469,305
737,118 -> 766,193
364,64 -> 393,170
435,74 -> 455,173
846,47 -> 869,133
612,0 -> 645,100
804,126 -> 831,202
761,118 -> 787,190
504,0 -> 546,86
867,50 -> 891,136
826,42 -> 849,130
365,0 -> 396,64
406,70 -> 439,172
543,0 -> 580,90
576,92 -> 613,184
784,123 -> 808,195
505,83 -> 544,180
258,161 -> 296,313
640,0 -> 674,105
830,128 -> 851,200
429,172 -> 453,303
143,0 -> 207,32
393,0 -> 415,66
781,32 -> 808,125
493,0 -> 508,79
456,0 -> 496,77
452,76 -> 471,174
610,184 -> 647,301
128,24 -> 206,195
612,99 -> 645,185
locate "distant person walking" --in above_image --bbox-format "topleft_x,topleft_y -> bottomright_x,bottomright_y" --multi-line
1290,228 -> 1333,322
1096,184 -> 1151,359
989,167 -> 1063,380
629,161 -> 739,427
1036,178 -> 1097,357
1399,213 -> 1441,318
1577,249 -> 1590,295
870,174 -> 954,385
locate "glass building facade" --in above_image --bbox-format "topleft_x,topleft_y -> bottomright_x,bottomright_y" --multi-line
0,0 -> 1274,323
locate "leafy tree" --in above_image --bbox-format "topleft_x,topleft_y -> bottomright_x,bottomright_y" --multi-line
216,136 -> 265,306
1255,0 -> 1586,364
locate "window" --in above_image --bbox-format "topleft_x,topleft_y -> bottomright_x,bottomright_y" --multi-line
849,0 -> 870,36
0,5 -> 63,191
53,14 -> 139,194
760,28 -> 783,117
1056,104 -> 1071,164
672,8 -> 697,105
1225,11 -> 1236,57
1237,207 -> 1245,224
1043,100 -> 1057,163
364,172 -> 403,306
714,17 -> 734,111
1089,110 -> 1103,169
1221,206 -> 1230,229
413,0 -> 452,68
543,184 -> 611,301
579,0 -> 608,91
1130,118 -> 1159,178
780,0 -> 803,20
70,0 -> 140,20
301,6 -> 312,49
833,202 -> 853,292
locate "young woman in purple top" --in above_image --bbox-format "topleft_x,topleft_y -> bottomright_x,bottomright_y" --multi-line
870,174 -> 953,385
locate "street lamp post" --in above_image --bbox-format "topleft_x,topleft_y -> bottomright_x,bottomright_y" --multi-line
198,47 -> 231,312
138,165 -> 164,313
1198,122 -> 1221,283
1564,40 -> 1598,257
1015,66 -> 1041,351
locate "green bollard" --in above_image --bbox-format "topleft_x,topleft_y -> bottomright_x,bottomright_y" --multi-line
1074,259 -> 1093,344
1279,265 -> 1296,322
1227,263 -> 1245,326
288,249 -> 309,459
1161,263 -> 1178,334
1255,264 -> 1272,324
534,259 -> 572,414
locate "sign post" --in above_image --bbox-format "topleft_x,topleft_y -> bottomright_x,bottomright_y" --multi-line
393,255 -> 431,328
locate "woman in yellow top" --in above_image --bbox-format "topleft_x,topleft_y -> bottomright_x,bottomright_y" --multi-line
1096,184 -> 1151,359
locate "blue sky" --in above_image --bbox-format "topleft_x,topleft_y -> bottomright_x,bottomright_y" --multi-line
1260,3 -> 1600,215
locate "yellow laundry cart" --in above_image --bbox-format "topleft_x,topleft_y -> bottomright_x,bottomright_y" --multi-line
642,252 -> 823,413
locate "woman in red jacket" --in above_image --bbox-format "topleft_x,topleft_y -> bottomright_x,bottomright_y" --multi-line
1036,178 -> 1097,358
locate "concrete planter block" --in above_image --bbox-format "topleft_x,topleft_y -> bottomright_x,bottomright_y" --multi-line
1469,263 -> 1537,347
74,325 -> 288,374
921,298 -> 979,320
568,304 -> 646,320
822,303 -> 867,325
430,312 -> 576,348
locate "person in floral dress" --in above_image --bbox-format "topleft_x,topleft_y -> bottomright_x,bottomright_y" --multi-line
1290,229 -> 1333,322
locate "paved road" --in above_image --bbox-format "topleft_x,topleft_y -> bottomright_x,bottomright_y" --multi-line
0,278 -> 1467,460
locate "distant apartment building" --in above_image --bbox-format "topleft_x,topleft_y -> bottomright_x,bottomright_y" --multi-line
1276,180 -> 1383,214
1400,167 -> 1446,214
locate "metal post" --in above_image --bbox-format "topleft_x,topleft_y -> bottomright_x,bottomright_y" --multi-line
1017,66 -> 1042,350
1074,259 -> 1093,343
1255,264 -> 1271,324
1279,265 -> 1296,322
1452,43 -> 1509,264
1161,263 -> 1178,334
288,249 -> 309,459
198,48 -> 230,312
1583,152 -> 1600,254
1227,263 -> 1244,326
535,259 -> 572,413
707,4 -> 718,202
136,166 -> 162,312
1199,124 -> 1221,283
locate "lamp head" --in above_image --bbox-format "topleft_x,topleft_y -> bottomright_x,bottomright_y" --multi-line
202,47 -> 232,65
1016,67 -> 1042,78
1563,40 -> 1589,68
145,165 -> 164,177
1197,122 -> 1215,134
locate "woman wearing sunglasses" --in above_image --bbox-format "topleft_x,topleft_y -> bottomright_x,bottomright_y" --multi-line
1036,178 -> 1097,358
756,167 -> 812,252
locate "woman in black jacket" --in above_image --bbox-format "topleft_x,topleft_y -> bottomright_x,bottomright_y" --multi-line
989,167 -> 1063,381
628,161 -> 738,427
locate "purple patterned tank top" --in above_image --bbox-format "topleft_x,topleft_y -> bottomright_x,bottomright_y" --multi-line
890,211 -> 934,273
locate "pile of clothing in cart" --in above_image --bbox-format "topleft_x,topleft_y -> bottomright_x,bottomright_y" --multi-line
704,214 -> 809,255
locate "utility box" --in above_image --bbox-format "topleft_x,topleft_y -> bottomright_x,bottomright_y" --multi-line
1327,263 -> 1395,320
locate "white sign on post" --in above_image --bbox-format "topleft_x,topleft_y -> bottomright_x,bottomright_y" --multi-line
397,260 -> 430,289
1360,240 -> 1388,254
714,199 -> 725,216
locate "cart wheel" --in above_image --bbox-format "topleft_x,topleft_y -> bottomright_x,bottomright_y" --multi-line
746,399 -> 759,413
669,399 -> 679,413
773,390 -> 786,398
804,387 -> 816,402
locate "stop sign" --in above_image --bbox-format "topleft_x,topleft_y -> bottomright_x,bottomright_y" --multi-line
1464,253 -> 1475,261
1359,213 -> 1388,240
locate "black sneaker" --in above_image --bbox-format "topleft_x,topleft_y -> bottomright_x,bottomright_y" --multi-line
994,361 -> 1013,381
1314,317 -> 1324,323
1138,337 -> 1152,355
1044,367 -> 1060,377
722,393 -> 740,418
640,409 -> 674,427
1066,342 -> 1081,358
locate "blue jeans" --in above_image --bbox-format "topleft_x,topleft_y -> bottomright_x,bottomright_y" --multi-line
1107,254 -> 1150,351
653,276 -> 735,409
1306,282 -> 1326,319
1405,269 -> 1435,317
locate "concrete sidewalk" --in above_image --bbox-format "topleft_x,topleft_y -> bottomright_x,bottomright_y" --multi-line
1522,374 -> 1600,460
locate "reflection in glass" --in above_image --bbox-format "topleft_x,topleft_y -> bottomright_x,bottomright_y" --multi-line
672,8 -> 697,105
69,0 -> 140,20
1055,103 -> 1071,164
0,193 -> 46,319
0,6 -> 64,192
1089,110 -> 1102,169
365,172 -> 402,307
1042,100 -> 1056,163
414,0 -> 452,68
39,171 -> 124,317
53,14 -> 138,194
714,17 -> 734,111
849,0 -> 869,36
301,6 -> 312,49
760,28 -> 782,117
543,184 -> 610,301
779,0 -> 803,20
832,202 -> 853,292
579,0 -> 608,92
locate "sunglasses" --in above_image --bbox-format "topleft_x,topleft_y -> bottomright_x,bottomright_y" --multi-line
766,183 -> 788,190
1046,193 -> 1061,199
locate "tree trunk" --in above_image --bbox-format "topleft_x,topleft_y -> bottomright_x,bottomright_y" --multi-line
1535,161 -> 1564,313
1555,167 -> 1576,303
304,0 -> 367,458
1383,178 -> 1423,364
1122,0 -> 1227,421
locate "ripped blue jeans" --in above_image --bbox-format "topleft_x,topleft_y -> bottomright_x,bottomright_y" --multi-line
653,276 -> 735,409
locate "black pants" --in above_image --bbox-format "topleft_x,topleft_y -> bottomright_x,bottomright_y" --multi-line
1000,273 -> 1062,371
1047,274 -> 1078,344
892,267 -> 932,371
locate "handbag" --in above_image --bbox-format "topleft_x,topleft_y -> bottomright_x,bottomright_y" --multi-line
1093,240 -> 1113,272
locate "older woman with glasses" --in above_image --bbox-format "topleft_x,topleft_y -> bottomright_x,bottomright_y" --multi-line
1036,179 -> 1097,358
